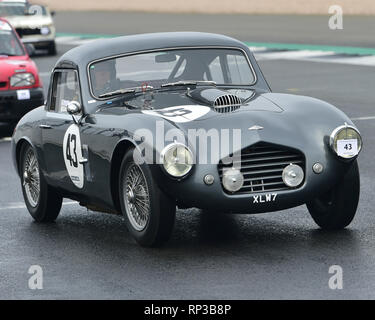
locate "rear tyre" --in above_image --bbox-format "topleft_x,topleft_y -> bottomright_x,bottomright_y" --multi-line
20,143 -> 62,222
47,41 -> 57,56
307,161 -> 360,230
119,147 -> 176,247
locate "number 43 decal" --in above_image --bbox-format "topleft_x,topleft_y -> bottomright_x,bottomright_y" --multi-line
66,133 -> 78,168
63,124 -> 84,189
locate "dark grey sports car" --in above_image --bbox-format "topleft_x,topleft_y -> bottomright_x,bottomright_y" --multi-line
11,32 -> 362,246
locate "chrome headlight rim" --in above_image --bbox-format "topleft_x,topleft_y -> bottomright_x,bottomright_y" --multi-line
282,164 -> 305,188
10,72 -> 36,88
160,142 -> 194,179
330,124 -> 362,159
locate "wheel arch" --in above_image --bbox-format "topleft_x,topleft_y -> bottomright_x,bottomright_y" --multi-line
110,139 -> 137,212
15,137 -> 35,177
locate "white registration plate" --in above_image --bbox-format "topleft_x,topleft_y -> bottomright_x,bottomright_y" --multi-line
16,89 -> 30,101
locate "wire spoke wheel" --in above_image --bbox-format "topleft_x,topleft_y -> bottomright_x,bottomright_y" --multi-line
123,163 -> 151,231
23,148 -> 40,208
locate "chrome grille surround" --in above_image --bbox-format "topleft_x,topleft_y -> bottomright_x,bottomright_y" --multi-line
218,142 -> 305,194
213,94 -> 241,113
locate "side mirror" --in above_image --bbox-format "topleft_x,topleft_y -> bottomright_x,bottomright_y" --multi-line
25,44 -> 35,56
67,101 -> 82,124
50,10 -> 56,17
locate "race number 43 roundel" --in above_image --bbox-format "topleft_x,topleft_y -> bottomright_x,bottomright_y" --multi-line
63,124 -> 84,189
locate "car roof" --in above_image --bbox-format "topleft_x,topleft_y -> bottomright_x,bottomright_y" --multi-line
0,0 -> 28,3
55,32 -> 250,69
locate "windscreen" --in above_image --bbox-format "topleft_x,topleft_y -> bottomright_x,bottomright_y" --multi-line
0,21 -> 24,56
89,48 -> 255,98
0,3 -> 47,17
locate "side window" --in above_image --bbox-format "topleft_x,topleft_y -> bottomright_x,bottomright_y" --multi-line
49,70 -> 81,113
205,56 -> 224,83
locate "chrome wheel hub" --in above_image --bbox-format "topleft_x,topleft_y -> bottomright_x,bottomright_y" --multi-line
23,149 -> 40,208
123,163 -> 150,231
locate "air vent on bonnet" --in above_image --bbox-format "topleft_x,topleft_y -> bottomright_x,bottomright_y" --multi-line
213,94 -> 242,113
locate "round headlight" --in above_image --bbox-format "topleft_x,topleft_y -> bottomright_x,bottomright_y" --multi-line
222,168 -> 244,192
40,26 -> 51,35
330,124 -> 362,159
282,164 -> 304,187
160,143 -> 193,178
10,73 -> 35,87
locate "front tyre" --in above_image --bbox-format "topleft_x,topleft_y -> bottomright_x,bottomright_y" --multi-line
119,148 -> 176,247
307,161 -> 360,230
20,143 -> 62,222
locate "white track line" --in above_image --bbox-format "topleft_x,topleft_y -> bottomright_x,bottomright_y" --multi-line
293,55 -> 375,67
56,36 -> 105,46
248,46 -> 267,52
254,50 -> 336,61
0,201 -> 77,211
351,116 -> 375,121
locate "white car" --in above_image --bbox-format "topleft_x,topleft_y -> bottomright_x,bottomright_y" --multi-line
0,0 -> 56,55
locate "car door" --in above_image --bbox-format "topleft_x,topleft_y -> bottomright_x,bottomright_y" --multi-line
40,69 -> 85,192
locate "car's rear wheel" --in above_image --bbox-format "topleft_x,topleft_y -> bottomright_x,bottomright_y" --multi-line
119,147 -> 176,247
20,143 -> 62,222
307,161 -> 360,230
47,41 -> 57,56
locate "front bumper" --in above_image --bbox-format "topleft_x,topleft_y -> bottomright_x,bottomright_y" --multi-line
155,155 -> 353,214
0,88 -> 44,124
21,35 -> 55,49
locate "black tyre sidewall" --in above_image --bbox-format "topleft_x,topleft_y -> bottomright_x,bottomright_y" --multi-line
119,148 -> 176,246
47,41 -> 57,56
20,143 -> 62,222
307,161 -> 360,230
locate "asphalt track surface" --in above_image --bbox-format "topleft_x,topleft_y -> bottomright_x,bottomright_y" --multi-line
0,13 -> 374,299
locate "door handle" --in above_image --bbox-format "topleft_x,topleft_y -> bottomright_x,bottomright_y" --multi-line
39,124 -> 52,129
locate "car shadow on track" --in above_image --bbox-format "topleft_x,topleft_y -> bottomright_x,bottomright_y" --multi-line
19,206 -> 361,261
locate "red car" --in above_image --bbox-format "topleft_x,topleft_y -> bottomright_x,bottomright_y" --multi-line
0,17 -> 43,130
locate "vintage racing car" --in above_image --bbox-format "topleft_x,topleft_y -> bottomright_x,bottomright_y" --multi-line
0,0 -> 56,55
12,32 -> 362,246
0,18 -> 44,131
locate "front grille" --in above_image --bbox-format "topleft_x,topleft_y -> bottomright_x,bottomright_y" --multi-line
218,142 -> 305,194
16,28 -> 41,37
213,94 -> 241,113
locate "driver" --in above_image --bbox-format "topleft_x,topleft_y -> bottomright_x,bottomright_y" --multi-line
91,59 -> 119,96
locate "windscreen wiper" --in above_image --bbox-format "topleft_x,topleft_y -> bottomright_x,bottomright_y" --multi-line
98,85 -> 153,99
161,80 -> 216,88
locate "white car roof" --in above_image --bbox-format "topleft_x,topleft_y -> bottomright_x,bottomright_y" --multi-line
0,0 -> 28,3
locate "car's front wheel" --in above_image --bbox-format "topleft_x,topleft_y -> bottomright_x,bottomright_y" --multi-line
119,147 -> 176,247
20,143 -> 63,222
307,161 -> 360,230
